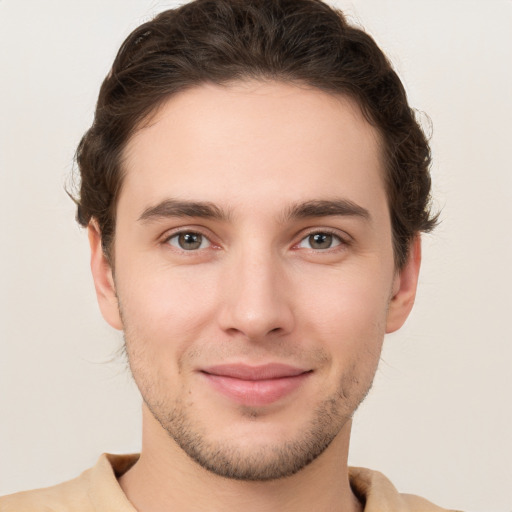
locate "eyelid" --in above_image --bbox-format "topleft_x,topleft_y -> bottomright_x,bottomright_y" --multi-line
160,225 -> 219,249
168,232 -> 210,250
293,228 -> 352,250
158,225 -> 351,252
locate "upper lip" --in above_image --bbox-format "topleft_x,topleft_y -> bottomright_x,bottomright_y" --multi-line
201,363 -> 310,381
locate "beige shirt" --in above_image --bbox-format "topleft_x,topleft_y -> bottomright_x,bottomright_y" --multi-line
0,454 -> 459,511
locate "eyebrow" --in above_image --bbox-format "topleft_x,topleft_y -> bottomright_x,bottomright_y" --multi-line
282,199 -> 371,223
138,199 -> 230,223
138,197 -> 370,224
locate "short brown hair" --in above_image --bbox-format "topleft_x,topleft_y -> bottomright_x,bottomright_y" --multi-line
75,0 -> 437,268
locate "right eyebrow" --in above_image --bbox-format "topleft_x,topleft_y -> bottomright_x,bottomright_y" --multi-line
138,198 -> 231,223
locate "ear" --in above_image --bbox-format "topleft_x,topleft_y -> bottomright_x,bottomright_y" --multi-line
88,221 -> 123,331
386,236 -> 422,334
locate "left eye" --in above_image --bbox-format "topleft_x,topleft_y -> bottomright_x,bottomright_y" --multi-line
167,232 -> 211,251
297,232 -> 342,250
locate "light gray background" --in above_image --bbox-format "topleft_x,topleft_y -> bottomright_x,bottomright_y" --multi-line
1,1 -> 511,510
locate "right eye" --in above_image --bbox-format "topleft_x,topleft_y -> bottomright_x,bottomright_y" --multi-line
166,232 -> 211,251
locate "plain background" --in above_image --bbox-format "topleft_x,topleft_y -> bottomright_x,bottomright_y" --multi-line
1,1 -> 511,510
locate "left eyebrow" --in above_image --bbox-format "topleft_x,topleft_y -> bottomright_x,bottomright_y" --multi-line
282,199 -> 371,223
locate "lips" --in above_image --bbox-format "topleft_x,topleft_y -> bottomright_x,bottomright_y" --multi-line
200,363 -> 311,406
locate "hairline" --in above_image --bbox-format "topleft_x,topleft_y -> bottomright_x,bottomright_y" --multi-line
103,77 -> 405,269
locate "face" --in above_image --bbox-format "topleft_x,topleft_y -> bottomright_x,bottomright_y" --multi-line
90,81 -> 420,481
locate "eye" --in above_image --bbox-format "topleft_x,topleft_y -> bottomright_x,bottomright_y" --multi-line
297,232 -> 343,250
166,231 -> 211,251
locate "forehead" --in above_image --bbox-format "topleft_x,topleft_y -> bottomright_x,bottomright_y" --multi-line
120,80 -> 386,219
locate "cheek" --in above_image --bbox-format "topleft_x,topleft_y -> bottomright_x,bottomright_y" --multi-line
115,261 -> 220,362
295,265 -> 391,351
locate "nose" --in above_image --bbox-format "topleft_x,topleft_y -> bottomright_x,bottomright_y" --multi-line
217,247 -> 295,341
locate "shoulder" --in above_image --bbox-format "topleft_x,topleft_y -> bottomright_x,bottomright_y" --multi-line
349,466 -> 463,512
0,472 -> 94,512
0,454 -> 138,512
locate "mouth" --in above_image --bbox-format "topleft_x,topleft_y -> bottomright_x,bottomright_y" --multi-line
200,363 -> 312,407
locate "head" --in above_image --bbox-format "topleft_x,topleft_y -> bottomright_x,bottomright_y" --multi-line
78,0 -> 436,482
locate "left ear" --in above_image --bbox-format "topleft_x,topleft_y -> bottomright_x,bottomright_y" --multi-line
386,236 -> 422,334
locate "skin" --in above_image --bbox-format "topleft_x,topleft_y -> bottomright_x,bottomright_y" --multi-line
89,81 -> 421,512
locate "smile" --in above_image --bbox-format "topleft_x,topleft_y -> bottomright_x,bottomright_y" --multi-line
200,364 -> 312,407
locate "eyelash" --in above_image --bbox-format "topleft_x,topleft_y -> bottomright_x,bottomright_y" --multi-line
163,229 -> 216,252
162,228 -> 350,253
294,229 -> 349,252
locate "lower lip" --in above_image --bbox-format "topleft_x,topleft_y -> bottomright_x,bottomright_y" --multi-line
202,372 -> 310,407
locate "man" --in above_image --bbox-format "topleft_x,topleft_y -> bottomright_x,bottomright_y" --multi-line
0,0 -> 459,510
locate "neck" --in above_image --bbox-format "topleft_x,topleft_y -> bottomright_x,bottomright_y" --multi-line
119,406 -> 362,512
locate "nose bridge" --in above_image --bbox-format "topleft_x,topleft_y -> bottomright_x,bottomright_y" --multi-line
219,241 -> 294,339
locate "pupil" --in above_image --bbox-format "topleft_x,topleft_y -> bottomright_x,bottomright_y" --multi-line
179,233 -> 202,250
311,233 -> 332,249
